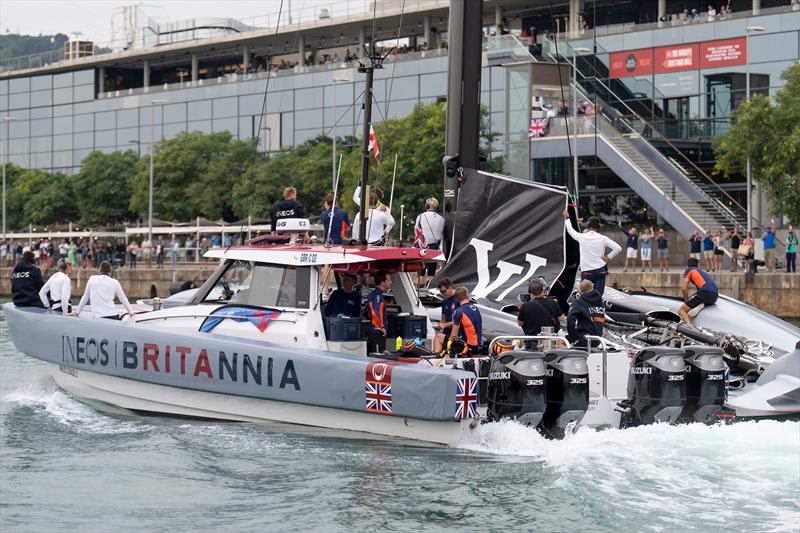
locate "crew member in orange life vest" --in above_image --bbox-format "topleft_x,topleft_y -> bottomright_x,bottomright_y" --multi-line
367,272 -> 392,353
679,257 -> 718,326
449,286 -> 483,356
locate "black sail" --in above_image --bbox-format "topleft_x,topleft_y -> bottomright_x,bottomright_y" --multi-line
434,169 -> 579,310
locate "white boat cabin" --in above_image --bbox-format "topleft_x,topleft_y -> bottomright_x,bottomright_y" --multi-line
130,242 -> 444,356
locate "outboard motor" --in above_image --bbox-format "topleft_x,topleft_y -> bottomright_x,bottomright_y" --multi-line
680,346 -> 726,423
539,350 -> 590,439
486,350 -> 546,426
621,347 -> 687,427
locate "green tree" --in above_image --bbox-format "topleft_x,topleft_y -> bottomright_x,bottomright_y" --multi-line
72,150 -> 138,226
232,102 -> 501,238
130,131 -> 253,221
3,163 -> 29,230
713,63 -> 800,224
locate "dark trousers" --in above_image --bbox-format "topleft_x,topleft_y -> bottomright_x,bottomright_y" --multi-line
581,266 -> 607,295
367,330 -> 386,354
787,252 -> 797,273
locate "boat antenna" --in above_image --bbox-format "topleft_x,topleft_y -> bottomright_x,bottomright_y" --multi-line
387,153 -> 398,213
549,4 -> 575,208
325,154 -> 344,247
356,37 -> 391,245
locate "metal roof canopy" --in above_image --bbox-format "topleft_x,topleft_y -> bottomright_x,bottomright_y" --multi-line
0,0 -> 536,77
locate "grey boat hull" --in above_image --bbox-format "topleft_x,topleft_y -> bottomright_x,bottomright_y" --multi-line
3,303 -> 475,444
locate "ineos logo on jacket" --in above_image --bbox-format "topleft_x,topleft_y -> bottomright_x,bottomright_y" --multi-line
11,272 -> 30,279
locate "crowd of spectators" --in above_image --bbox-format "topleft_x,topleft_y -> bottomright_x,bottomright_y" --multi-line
659,1 -> 736,24
0,234 -> 239,270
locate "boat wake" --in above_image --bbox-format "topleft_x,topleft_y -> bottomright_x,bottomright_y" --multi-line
458,419 -> 800,532
2,374 -> 152,436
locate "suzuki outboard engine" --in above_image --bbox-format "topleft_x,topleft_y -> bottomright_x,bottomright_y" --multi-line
621,347 -> 687,427
680,346 -> 726,423
539,350 -> 590,439
486,351 -> 546,426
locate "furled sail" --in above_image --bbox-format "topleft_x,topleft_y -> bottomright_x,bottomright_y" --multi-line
434,169 -> 579,308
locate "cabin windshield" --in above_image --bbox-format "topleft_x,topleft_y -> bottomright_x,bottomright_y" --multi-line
203,260 -> 310,309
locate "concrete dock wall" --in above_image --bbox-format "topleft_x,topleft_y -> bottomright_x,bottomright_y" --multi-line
1,265 -> 798,320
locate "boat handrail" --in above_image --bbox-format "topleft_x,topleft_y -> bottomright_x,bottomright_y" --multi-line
584,335 -> 609,397
133,312 -> 299,324
487,335 -> 572,354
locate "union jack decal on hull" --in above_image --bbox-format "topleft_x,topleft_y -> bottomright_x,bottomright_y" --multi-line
366,381 -> 393,414
455,378 -> 478,419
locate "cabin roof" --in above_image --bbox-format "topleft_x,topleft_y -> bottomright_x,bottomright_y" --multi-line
204,245 -> 445,267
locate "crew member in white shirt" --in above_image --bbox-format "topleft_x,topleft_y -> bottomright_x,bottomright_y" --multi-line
562,211 -> 622,295
39,258 -> 73,313
352,188 -> 395,245
72,260 -> 133,319
415,197 -> 446,287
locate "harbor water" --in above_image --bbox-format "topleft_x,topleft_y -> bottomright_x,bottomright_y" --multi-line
1,306 -> 798,532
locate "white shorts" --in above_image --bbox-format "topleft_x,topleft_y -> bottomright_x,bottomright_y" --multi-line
641,248 -> 652,261
626,248 -> 638,259
690,252 -> 702,260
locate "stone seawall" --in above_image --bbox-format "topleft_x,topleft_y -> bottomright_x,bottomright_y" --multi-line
1,266 -> 797,320
0,266 -> 219,301
606,271 -> 799,320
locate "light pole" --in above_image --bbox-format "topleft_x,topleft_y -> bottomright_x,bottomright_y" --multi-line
148,99 -> 167,244
572,47 -> 591,204
744,26 -> 764,234
2,116 -> 15,242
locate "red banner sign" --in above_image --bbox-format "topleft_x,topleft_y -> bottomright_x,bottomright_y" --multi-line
700,37 -> 747,68
609,38 -> 747,78
654,44 -> 699,73
609,48 -> 653,78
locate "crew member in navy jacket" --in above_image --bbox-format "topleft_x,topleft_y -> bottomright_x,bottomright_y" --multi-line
11,251 -> 45,308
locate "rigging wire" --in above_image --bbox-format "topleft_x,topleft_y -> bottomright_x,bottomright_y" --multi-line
549,5 -> 574,205
253,0 -> 286,156
374,0 -> 408,190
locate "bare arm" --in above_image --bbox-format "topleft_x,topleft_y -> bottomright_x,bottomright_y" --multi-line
681,276 -> 690,301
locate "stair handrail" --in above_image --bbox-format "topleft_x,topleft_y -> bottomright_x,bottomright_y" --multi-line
579,74 -> 754,230
560,55 -> 758,231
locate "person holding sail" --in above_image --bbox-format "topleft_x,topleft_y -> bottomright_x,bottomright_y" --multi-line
562,211 -> 622,295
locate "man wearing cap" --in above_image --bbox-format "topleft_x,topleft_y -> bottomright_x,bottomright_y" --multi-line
517,279 -> 565,336
39,258 -> 73,313
562,212 -> 622,295
324,273 -> 361,318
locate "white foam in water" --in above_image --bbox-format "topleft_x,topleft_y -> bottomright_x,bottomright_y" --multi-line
3,375 -> 151,435
457,419 -> 800,531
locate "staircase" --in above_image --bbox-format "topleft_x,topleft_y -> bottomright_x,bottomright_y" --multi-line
536,38 -> 752,234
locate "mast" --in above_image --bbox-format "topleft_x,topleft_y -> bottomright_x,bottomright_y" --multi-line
443,0 -> 484,243
357,43 -> 386,245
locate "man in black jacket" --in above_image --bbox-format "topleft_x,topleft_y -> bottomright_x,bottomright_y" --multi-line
567,280 -> 605,347
11,251 -> 45,308
517,279 -> 565,336
270,187 -> 306,232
